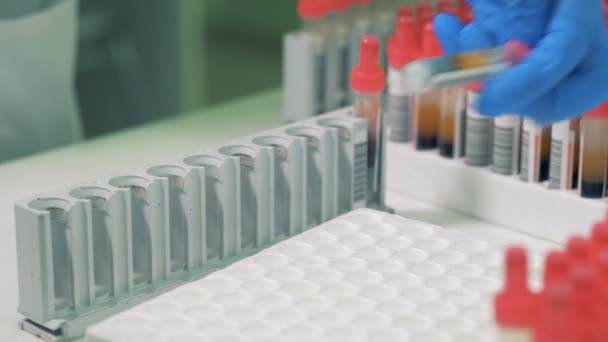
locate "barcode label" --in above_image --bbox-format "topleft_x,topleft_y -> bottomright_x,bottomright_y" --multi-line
386,94 -> 412,142
549,139 -> 563,189
465,115 -> 492,166
491,126 -> 516,175
353,142 -> 368,204
520,131 -> 530,182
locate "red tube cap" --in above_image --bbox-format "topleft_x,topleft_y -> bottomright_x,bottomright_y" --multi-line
566,236 -> 590,266
416,0 -> 433,17
422,23 -> 442,58
534,284 -> 576,342
467,82 -> 483,92
331,0 -> 352,12
438,0 -> 454,13
298,0 -> 328,19
543,251 -> 569,290
585,102 -> 608,119
495,247 -> 539,328
397,5 -> 414,19
591,222 -> 608,261
387,16 -> 417,69
571,267 -> 596,338
351,36 -> 386,93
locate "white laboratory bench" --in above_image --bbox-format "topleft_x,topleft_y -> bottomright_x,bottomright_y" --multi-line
0,90 -> 557,341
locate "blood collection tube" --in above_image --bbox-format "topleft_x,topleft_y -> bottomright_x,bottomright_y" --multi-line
491,114 -> 521,175
495,247 -> 539,342
579,103 -> 608,198
298,0 -> 330,115
401,40 -> 529,93
329,0 -> 353,108
348,0 -> 374,102
373,0 -> 397,69
386,14 -> 416,142
549,118 -> 580,190
413,23 -> 442,150
520,120 -> 551,183
351,36 -> 388,209
438,86 -> 466,158
464,83 -> 493,166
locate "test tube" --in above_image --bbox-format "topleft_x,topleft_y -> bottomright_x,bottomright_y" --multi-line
520,119 -> 551,183
386,14 -> 416,142
349,0 -> 374,100
579,103 -> 608,198
438,86 -> 466,158
298,0 -> 330,114
401,40 -> 529,93
491,114 -> 521,175
549,118 -> 580,190
413,23 -> 442,150
327,0 -> 353,109
373,0 -> 397,69
351,36 -> 388,209
464,83 -> 493,166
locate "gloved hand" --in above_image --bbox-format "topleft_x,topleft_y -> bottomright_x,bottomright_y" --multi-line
434,0 -> 608,125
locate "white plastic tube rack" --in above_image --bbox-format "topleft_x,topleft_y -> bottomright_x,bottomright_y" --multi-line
14,111 -> 370,341
387,142 -> 607,244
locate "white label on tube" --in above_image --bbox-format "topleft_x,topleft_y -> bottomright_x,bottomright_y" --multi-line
549,120 -> 574,190
492,115 -> 521,175
521,119 -> 541,183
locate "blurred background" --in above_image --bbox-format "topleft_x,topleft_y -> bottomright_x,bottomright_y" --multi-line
77,0 -> 298,138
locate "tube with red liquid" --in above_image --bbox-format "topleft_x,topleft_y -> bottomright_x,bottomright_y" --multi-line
351,35 -> 388,210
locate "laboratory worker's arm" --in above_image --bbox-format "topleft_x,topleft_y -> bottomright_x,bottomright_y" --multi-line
434,0 -> 608,125
0,0 -> 82,162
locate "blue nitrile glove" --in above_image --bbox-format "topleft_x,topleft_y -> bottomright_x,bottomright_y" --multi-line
434,0 -> 608,125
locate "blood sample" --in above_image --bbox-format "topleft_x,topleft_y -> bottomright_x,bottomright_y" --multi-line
465,83 -> 493,166
495,247 -> 539,342
579,102 -> 608,198
413,23 -> 442,150
520,120 -> 551,183
438,86 -> 466,158
298,0 -> 330,115
491,114 -> 521,175
351,35 -> 388,209
549,118 -> 580,190
386,15 -> 417,142
401,40 -> 529,93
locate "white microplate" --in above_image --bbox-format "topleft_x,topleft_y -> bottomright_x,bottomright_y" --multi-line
85,209 -> 542,342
